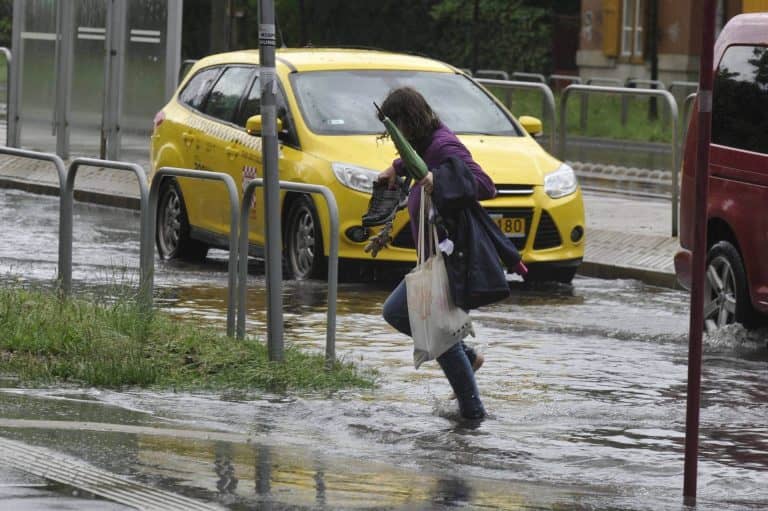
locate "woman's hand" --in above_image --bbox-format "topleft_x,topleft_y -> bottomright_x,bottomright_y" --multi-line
377,165 -> 397,189
419,172 -> 434,194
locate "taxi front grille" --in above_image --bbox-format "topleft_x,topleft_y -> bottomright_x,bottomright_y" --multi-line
533,210 -> 562,249
495,184 -> 535,197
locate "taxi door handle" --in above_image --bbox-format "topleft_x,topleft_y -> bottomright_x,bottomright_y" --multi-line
181,132 -> 196,146
225,146 -> 240,159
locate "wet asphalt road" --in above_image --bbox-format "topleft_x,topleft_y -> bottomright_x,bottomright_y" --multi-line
1,188 -> 767,510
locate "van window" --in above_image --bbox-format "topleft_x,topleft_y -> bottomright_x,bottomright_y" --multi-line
202,66 -> 255,123
179,67 -> 221,111
712,45 -> 768,154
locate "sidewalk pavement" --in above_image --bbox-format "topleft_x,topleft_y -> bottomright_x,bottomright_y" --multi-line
0,154 -> 682,290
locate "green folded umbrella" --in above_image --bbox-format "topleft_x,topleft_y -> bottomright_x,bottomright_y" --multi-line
374,102 -> 428,181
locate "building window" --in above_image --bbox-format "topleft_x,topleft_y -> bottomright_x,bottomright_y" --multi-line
621,0 -> 644,59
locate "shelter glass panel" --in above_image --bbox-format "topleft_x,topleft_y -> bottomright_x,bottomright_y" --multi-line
121,0 -> 168,161
71,0 -> 108,156
19,0 -> 57,152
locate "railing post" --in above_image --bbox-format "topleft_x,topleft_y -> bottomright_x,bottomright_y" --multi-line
64,158 -> 151,306
560,84 -> 679,236
476,78 -> 556,154
0,148 -> 67,290
0,47 -> 19,147
238,179 -> 340,367
150,167 -> 240,336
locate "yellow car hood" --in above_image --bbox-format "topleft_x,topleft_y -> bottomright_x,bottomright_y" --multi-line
302,134 -> 560,186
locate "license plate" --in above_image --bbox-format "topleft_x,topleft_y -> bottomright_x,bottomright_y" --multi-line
490,215 -> 526,238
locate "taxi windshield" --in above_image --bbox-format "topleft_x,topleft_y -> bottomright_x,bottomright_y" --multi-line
290,70 -> 521,136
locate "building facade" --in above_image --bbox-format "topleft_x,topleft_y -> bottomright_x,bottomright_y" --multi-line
576,0 -> 767,83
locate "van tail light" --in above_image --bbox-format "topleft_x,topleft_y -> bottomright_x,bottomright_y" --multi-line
153,111 -> 166,130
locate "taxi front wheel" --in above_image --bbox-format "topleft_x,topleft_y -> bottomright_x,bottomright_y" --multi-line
285,195 -> 326,280
156,180 -> 208,262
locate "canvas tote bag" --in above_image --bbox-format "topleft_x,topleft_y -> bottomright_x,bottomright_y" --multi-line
405,188 -> 474,368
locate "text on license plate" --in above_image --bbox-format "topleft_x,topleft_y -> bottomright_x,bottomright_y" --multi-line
490,215 -> 526,238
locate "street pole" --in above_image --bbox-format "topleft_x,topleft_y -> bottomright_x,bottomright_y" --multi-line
259,0 -> 284,362
683,0 -> 716,505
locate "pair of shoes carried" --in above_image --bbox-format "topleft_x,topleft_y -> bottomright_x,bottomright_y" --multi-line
361,178 -> 409,228
449,352 -> 485,400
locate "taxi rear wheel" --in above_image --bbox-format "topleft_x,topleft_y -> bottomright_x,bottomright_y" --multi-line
285,195 -> 326,280
156,180 -> 208,262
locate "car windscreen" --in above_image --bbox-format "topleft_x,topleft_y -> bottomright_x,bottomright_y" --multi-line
290,70 -> 521,136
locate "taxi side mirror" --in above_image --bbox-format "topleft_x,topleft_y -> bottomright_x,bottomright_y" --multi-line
246,115 -> 283,136
518,115 -> 543,137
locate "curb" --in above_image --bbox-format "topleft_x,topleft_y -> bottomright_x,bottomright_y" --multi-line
0,176 -> 141,210
577,260 -> 681,290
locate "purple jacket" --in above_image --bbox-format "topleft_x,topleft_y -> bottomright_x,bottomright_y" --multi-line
393,122 -> 496,243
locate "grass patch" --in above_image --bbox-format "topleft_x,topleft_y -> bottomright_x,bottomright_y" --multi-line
0,284 -> 377,392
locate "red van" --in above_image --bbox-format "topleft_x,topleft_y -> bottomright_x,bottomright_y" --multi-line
675,13 -> 768,331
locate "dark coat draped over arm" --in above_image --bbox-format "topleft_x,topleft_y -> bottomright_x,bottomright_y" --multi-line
432,156 -> 522,310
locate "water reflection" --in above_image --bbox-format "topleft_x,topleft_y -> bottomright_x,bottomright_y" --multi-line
214,442 -> 238,497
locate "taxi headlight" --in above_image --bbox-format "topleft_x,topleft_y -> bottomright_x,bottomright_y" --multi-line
544,163 -> 578,199
331,162 -> 379,194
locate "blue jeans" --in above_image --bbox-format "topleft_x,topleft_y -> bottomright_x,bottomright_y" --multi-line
382,280 -> 486,420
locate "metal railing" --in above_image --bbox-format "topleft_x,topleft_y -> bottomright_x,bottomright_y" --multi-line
0,147 -> 66,281
477,78 -> 556,153
626,78 -> 667,90
512,71 -> 546,83
669,81 -> 698,97
626,78 -> 670,125
149,168 -> 240,336
582,78 -> 623,129
238,179 -> 339,366
62,158 -> 151,302
475,69 -> 509,80
0,47 -> 18,147
550,75 -> 584,128
559,84 -> 680,237
549,74 -> 582,85
586,77 -> 623,86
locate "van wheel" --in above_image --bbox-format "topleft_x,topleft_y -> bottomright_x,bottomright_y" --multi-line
156,180 -> 208,261
704,241 -> 753,331
285,195 -> 325,280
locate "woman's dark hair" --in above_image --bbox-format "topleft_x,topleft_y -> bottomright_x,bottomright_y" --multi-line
378,87 -> 440,154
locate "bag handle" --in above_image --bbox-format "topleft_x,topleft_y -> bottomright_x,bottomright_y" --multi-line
417,187 -> 440,264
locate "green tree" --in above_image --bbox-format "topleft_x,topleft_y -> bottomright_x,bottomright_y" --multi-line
193,0 -> 557,75
429,0 -> 552,73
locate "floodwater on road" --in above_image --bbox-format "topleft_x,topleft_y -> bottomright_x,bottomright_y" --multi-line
1,188 -> 767,510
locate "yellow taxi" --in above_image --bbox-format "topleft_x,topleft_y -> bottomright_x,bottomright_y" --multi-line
150,48 -> 585,282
